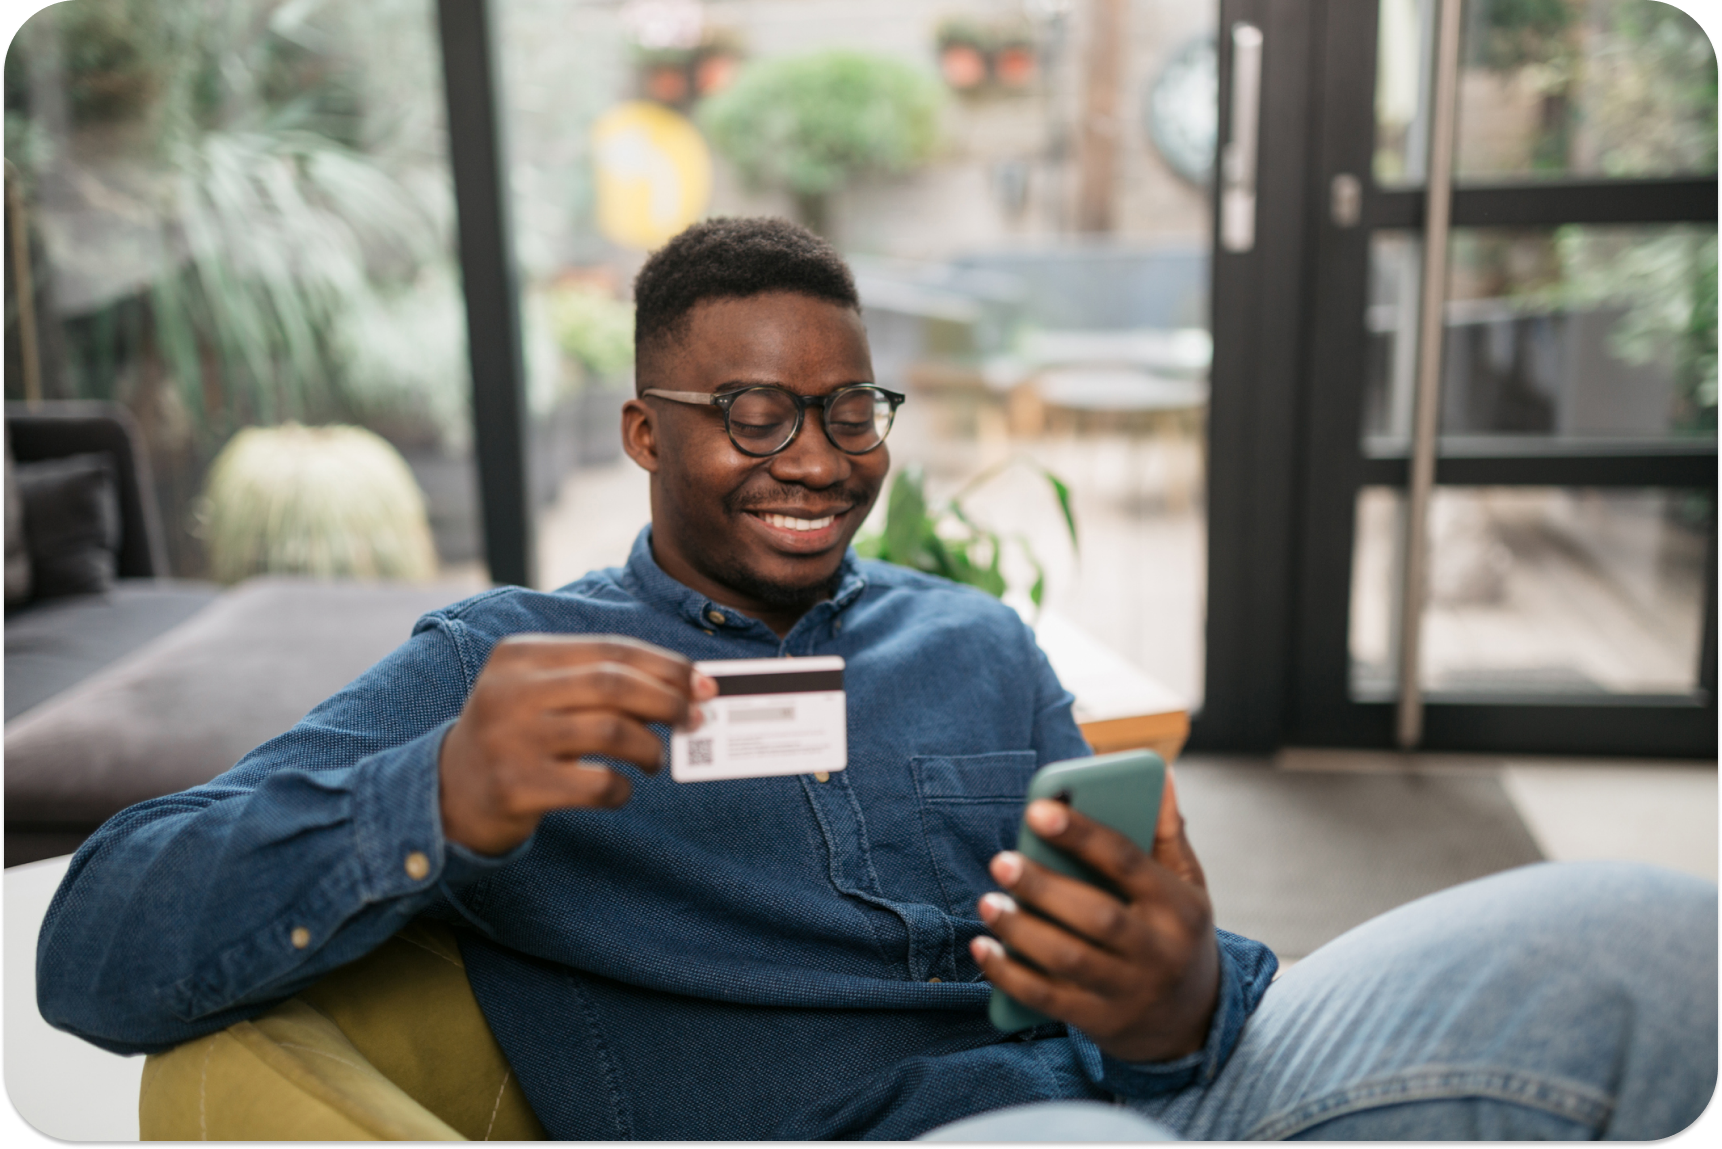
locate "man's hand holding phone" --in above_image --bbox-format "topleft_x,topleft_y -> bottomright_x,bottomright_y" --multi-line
970,770 -> 1222,1064
438,635 -> 718,856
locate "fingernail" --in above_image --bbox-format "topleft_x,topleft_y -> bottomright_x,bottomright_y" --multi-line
991,851 -> 1024,886
1027,799 -> 1068,835
978,892 -> 1017,923
971,935 -> 1005,962
693,672 -> 718,699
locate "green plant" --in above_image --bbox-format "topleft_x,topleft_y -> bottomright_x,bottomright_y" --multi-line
935,19 -> 990,51
151,124 -> 438,434
855,459 -> 1076,607
8,0 -> 453,445
698,49 -> 942,234
547,285 -> 636,381
1510,225 -> 1719,433
198,423 -> 438,583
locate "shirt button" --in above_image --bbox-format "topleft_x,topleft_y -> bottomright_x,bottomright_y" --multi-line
404,851 -> 431,881
927,977 -> 942,983
703,628 -> 714,636
833,620 -> 843,633
706,610 -> 726,625
814,772 -> 830,783
291,927 -> 311,949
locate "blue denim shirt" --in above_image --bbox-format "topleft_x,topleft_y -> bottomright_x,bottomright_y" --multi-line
38,527 -> 1277,1139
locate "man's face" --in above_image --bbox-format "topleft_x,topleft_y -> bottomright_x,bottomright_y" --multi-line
621,291 -> 888,625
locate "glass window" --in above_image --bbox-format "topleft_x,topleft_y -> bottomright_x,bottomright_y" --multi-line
4,0 -> 480,580
1363,225 -> 1718,444
1351,485 -> 1710,698
1376,0 -> 1717,186
504,0 -> 1219,705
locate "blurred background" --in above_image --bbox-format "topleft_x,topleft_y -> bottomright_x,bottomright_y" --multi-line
3,5 -> 1717,1136
2,0 -> 1714,757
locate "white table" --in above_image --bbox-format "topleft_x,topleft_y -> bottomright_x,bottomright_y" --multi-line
1035,612 -> 1190,762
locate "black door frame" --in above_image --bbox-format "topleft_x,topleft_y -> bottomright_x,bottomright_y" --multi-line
438,0 -> 536,588
1194,0 -> 1326,753
1198,0 -> 1717,757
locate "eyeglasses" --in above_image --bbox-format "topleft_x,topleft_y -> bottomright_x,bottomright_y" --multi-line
641,384 -> 906,458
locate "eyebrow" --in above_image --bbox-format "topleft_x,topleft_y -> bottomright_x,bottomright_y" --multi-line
714,380 -> 876,393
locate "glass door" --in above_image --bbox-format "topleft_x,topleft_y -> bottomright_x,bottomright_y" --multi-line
492,0 -> 1223,710
1291,0 -> 1717,756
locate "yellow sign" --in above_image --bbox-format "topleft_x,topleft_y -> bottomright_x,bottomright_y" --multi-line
591,101 -> 713,250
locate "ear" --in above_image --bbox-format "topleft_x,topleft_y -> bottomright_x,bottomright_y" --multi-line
621,398 -> 660,473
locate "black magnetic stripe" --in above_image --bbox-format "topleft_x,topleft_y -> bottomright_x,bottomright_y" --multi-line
714,670 -> 845,696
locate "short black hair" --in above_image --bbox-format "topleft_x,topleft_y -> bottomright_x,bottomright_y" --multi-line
632,217 -> 860,376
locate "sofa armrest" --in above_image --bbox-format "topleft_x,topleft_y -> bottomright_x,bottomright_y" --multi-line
139,920 -> 545,1141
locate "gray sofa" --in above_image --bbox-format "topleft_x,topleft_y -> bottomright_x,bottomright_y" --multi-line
5,402 -> 479,865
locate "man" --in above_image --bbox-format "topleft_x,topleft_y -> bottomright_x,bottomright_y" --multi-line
39,218 -> 1716,1140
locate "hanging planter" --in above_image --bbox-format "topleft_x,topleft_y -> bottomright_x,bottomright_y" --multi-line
994,40 -> 1038,90
936,20 -> 990,91
936,19 -> 1041,95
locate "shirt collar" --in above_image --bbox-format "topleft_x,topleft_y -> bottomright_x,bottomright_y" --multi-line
619,525 -> 868,634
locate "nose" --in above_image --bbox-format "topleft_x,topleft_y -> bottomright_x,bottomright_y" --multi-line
767,406 -> 851,489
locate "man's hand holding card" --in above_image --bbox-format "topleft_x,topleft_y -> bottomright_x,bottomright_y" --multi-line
439,639 -> 847,856
672,657 -> 847,782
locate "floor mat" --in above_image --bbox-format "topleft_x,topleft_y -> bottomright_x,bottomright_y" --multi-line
1172,760 -> 1545,960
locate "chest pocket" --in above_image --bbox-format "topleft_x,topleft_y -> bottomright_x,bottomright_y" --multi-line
911,750 -> 1038,919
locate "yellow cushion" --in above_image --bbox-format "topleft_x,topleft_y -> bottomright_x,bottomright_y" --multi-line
140,920 -> 546,1141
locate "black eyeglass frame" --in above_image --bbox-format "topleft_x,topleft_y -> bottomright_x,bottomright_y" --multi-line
641,384 -> 907,457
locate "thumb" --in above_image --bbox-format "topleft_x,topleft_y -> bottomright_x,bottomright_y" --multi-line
1152,763 -> 1206,890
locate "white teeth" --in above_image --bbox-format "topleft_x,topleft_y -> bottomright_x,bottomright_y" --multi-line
759,513 -> 835,532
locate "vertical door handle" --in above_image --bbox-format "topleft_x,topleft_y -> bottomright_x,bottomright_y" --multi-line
1396,0 -> 1465,749
1330,172 -> 1362,228
1220,22 -> 1263,253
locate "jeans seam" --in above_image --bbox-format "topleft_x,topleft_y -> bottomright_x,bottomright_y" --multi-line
1243,1065 -> 1615,1140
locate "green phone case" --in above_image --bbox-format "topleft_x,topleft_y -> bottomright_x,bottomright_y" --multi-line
987,749 -> 1166,1033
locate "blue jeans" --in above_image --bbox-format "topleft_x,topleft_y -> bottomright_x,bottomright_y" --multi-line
924,862 -> 1717,1140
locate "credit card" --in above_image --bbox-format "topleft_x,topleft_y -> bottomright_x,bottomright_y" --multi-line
670,656 -> 847,782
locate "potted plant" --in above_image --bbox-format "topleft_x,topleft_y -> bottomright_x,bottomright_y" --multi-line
198,424 -> 438,583
855,459 -> 1076,611
992,31 -> 1039,91
700,49 -> 942,235
935,20 -> 990,91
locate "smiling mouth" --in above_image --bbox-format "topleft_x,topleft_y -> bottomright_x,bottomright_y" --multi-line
747,511 -> 841,532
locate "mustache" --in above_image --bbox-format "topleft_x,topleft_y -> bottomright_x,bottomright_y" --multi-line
722,480 -> 873,517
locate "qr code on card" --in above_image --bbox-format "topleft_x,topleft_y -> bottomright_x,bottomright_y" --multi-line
687,738 -> 713,765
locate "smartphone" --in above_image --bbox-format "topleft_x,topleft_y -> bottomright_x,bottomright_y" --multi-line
987,748 -> 1166,1033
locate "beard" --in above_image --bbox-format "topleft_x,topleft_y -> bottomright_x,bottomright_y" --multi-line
687,477 -> 874,609
700,551 -> 846,611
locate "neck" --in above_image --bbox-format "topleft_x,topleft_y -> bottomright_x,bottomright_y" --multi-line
648,533 -> 827,640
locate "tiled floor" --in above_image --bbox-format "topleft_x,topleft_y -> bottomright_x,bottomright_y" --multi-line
1277,747 -> 1718,882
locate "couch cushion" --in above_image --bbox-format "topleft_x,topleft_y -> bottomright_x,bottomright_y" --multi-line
3,576 -> 481,826
4,579 -> 222,721
4,426 -> 31,606
15,451 -> 121,599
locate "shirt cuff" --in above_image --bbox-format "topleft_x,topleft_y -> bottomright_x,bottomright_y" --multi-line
349,718 -> 534,901
1071,928 -> 1279,1099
